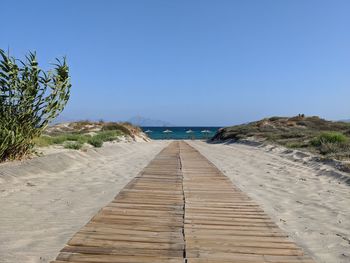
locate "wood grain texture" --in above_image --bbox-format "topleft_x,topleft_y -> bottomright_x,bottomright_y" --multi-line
51,141 -> 316,263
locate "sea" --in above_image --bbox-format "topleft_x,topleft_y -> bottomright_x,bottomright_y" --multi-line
140,127 -> 221,140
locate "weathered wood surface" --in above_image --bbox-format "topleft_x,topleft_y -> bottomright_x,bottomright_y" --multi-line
180,142 -> 315,263
52,142 -> 184,263
51,141 -> 316,263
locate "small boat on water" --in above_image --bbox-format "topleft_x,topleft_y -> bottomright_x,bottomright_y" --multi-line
163,129 -> 173,133
186,129 -> 194,133
145,129 -> 152,133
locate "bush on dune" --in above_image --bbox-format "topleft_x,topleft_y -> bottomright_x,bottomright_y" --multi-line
310,132 -> 350,156
56,133 -> 90,144
64,142 -> 83,150
87,131 -> 121,147
101,122 -> 131,136
41,133 -> 90,147
310,132 -> 348,146
0,49 -> 71,161
94,131 -> 121,141
33,136 -> 55,147
88,137 -> 103,148
33,130 -> 123,150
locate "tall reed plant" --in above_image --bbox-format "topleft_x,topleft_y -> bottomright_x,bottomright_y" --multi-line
0,49 -> 71,161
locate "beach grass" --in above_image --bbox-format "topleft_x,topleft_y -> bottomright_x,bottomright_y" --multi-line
64,142 -> 83,150
310,132 -> 348,146
87,137 -> 103,148
87,131 -> 122,147
34,134 -> 91,147
34,129 -> 124,150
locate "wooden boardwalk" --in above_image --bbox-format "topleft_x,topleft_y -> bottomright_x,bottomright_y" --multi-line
51,141 -> 315,263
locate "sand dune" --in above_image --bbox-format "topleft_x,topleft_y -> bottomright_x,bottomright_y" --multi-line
0,141 -> 168,263
189,140 -> 350,263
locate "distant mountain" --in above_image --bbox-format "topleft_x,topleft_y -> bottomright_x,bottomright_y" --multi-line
341,119 -> 350,123
127,116 -> 173,127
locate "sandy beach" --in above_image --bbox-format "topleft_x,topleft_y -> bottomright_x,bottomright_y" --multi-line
0,141 -> 169,263
188,140 -> 350,263
0,140 -> 349,263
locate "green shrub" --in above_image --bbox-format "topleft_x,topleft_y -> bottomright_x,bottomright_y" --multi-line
94,131 -> 120,142
64,133 -> 89,143
48,133 -> 89,145
87,131 -> 120,147
88,137 -> 103,147
51,136 -> 68,144
64,142 -> 83,150
102,123 -> 131,136
279,132 -> 305,139
32,133 -> 90,148
32,130 -> 121,150
0,49 -> 71,161
310,132 -> 350,155
311,132 -> 348,146
318,142 -> 345,155
33,136 -> 54,147
65,134 -> 81,141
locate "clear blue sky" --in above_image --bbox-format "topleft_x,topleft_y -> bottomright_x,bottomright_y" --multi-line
2,0 -> 350,126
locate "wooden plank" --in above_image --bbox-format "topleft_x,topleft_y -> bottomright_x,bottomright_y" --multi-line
179,141 -> 315,263
60,246 -> 184,257
51,141 -> 185,263
51,141 -> 316,263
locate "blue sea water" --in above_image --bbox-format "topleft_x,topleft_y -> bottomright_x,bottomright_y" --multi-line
141,127 -> 221,140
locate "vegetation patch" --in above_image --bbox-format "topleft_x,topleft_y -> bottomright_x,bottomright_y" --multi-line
0,49 -> 71,161
310,132 -> 348,146
31,122 -> 142,150
212,115 -> 350,161
101,123 -> 132,136
92,130 -> 122,142
87,137 -> 103,148
64,142 -> 83,150
87,131 -> 121,148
